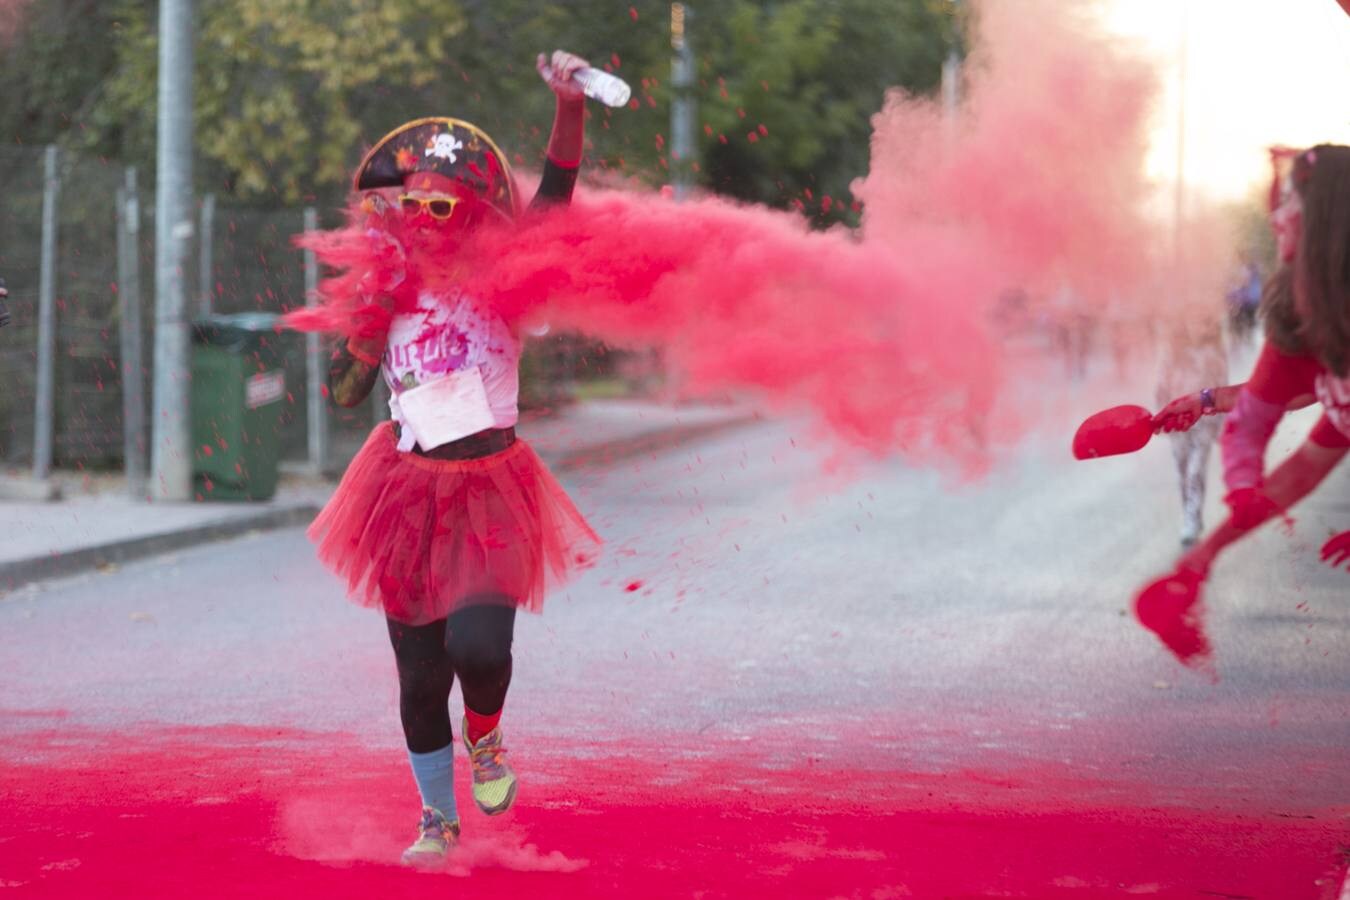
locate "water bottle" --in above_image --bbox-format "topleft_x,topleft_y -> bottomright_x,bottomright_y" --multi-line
572,67 -> 632,108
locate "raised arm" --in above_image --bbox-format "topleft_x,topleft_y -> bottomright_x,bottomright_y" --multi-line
531,50 -> 590,209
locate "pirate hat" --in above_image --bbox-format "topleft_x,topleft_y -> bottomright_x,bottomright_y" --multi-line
354,117 -> 518,221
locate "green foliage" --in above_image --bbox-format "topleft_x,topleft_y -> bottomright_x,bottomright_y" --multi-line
376,0 -> 675,187
445,0 -> 956,220
689,0 -> 957,222
0,0 -> 124,144
93,0 -> 470,204
0,0 -> 956,214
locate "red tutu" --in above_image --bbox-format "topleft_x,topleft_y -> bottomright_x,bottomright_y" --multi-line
309,422 -> 600,625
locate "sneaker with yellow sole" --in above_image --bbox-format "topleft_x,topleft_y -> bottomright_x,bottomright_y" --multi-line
400,806 -> 460,867
462,720 -> 518,815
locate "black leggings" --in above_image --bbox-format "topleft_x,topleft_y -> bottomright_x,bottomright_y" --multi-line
386,603 -> 517,754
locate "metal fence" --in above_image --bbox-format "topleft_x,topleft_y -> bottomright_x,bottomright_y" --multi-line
0,145 -> 48,471
0,144 -> 634,485
0,144 -> 383,478
201,202 -> 382,468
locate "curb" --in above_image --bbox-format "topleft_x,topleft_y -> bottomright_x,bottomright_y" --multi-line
0,504 -> 320,591
0,477 -> 61,502
0,410 -> 761,590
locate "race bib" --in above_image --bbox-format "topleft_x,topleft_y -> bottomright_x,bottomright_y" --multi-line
396,366 -> 496,450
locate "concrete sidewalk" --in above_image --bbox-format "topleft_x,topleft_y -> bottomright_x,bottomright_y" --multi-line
0,399 -> 757,590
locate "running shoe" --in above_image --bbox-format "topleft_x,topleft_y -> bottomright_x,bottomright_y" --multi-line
463,720 -> 518,815
400,806 -> 460,867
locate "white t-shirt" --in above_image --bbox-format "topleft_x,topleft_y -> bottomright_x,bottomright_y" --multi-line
382,290 -> 520,451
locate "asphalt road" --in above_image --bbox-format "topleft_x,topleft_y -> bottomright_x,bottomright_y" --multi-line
2,410 -> 1348,898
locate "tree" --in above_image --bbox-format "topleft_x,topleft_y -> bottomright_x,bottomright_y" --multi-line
687,0 -> 957,223
0,0 -> 957,214
91,0 -> 472,205
462,0 -> 958,222
0,0 -> 124,145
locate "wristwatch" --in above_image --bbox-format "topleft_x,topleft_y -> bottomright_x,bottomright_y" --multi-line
1199,387 -> 1216,412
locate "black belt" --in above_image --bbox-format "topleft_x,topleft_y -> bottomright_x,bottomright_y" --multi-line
408,425 -> 516,461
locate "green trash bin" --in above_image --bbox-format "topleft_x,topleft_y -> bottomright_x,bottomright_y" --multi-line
191,313 -> 288,501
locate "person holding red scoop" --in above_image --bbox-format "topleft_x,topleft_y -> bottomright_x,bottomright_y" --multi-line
1132,145 -> 1350,667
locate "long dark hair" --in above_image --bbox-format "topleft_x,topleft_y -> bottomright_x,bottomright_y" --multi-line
1260,266 -> 1304,355
1262,144 -> 1350,375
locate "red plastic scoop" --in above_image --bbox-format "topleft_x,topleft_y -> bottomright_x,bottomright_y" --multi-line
1134,569 -> 1211,669
1072,404 -> 1153,460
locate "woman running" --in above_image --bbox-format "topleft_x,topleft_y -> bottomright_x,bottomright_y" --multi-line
301,50 -> 602,865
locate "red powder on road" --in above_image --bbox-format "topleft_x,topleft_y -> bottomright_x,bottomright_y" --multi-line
1,722 -> 1345,898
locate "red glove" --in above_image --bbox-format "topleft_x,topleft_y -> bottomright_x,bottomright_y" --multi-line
1134,567 -> 1210,668
1224,487 -> 1282,531
1321,530 -> 1350,571
1152,393 -> 1202,434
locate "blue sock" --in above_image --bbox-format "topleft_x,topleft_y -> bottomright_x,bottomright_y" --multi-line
407,745 -> 457,821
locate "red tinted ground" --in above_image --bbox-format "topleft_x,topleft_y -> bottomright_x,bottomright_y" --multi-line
2,720 -> 1346,899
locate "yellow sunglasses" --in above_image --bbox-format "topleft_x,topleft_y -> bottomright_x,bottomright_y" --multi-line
398,194 -> 461,220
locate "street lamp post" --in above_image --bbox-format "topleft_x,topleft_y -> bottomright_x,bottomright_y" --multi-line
1173,0 -> 1190,260
150,0 -> 196,502
670,3 -> 696,202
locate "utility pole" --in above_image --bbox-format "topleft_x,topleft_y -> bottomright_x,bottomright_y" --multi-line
303,207 -> 330,476
199,192 -> 215,316
151,0 -> 195,502
670,3 -> 696,201
118,167 -> 147,499
1173,0 -> 1190,261
32,145 -> 59,481
941,50 -> 961,119
940,0 -> 964,144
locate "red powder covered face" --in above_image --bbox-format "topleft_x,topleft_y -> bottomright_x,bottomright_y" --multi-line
400,171 -> 491,233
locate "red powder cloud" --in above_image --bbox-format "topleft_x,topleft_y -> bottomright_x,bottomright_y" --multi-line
292,0 -> 1221,473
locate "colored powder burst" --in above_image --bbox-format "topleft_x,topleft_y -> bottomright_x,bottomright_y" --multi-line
290,0 -> 1219,473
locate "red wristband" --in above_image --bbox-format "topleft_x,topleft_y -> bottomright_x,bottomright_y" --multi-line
346,339 -> 382,367
545,152 -> 582,170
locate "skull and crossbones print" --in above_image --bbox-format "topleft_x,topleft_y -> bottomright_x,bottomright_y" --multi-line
426,132 -> 464,162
